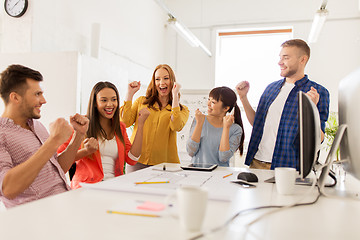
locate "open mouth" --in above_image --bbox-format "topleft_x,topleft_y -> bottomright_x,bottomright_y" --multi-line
105,108 -> 114,115
159,86 -> 168,94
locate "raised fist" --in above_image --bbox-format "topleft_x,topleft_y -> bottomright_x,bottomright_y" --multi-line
223,115 -> 234,129
128,81 -> 141,96
138,108 -> 150,125
70,114 -> 89,135
49,118 -> 73,146
172,82 -> 181,96
83,137 -> 98,155
194,109 -> 205,125
235,81 -> 250,99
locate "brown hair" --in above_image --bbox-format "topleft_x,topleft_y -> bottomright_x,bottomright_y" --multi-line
281,39 -> 310,62
86,81 -> 124,145
143,64 -> 183,110
209,86 -> 245,156
0,64 -> 43,104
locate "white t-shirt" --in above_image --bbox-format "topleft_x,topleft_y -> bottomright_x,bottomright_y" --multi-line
254,82 -> 295,163
99,137 -> 118,181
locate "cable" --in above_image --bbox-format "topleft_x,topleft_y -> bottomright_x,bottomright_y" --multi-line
245,175 -> 320,229
188,205 -> 283,240
313,162 -> 337,188
189,173 -> 321,240
325,169 -> 337,187
316,161 -> 360,201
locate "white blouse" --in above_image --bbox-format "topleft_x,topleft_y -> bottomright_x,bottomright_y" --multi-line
99,137 -> 118,181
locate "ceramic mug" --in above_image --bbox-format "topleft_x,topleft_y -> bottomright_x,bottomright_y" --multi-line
275,167 -> 296,195
167,185 -> 208,232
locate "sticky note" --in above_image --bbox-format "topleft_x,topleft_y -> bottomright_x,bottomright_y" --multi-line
136,201 -> 165,212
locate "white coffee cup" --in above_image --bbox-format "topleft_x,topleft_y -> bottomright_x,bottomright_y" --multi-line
168,186 -> 208,232
275,167 -> 296,195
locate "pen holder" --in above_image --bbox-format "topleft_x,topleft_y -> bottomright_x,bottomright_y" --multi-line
166,186 -> 208,232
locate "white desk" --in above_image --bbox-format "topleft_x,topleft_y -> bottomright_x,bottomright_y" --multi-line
1,164 -> 360,240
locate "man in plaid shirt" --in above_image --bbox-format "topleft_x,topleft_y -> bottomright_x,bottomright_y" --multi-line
236,39 -> 329,170
0,64 -> 89,208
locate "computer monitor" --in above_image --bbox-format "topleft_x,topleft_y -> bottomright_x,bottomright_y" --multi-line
298,91 -> 321,179
318,67 -> 360,195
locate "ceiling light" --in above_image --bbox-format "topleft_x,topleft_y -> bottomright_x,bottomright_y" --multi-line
154,0 -> 212,57
167,16 -> 212,57
168,17 -> 200,47
308,2 -> 329,43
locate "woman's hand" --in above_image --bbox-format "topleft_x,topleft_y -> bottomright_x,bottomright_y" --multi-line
223,115 -> 234,129
172,82 -> 181,97
194,109 -> 205,125
138,108 -> 150,125
126,81 -> 141,101
83,137 -> 98,155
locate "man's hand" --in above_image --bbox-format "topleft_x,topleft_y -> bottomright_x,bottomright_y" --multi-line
83,137 -> 98,155
306,87 -> 320,105
49,118 -> 73,146
235,81 -> 250,100
70,114 -> 89,135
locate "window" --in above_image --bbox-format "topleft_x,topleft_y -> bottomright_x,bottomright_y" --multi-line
215,27 -> 293,142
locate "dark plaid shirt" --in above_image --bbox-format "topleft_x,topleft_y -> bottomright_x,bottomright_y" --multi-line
245,75 -> 330,170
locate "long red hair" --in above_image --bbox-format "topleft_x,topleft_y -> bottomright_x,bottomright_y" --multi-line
143,64 -> 184,110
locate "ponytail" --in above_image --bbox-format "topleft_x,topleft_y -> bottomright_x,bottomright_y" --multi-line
233,104 -> 245,156
210,86 -> 245,156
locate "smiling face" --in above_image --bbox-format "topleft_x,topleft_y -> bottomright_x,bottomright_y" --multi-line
207,97 -> 228,117
96,87 -> 118,120
278,46 -> 306,78
19,78 -> 47,119
154,67 -> 172,98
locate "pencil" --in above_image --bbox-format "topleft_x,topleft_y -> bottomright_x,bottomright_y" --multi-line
107,210 -> 160,218
223,173 -> 233,178
135,181 -> 169,185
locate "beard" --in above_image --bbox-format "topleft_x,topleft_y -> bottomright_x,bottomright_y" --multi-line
280,67 -> 298,78
20,100 -> 41,120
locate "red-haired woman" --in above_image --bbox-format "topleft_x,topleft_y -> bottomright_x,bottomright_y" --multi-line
120,64 -> 189,172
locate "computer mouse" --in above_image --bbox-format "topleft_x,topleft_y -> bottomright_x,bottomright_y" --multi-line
237,172 -> 258,182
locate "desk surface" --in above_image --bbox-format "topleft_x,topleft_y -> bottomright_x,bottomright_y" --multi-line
1,164 -> 360,240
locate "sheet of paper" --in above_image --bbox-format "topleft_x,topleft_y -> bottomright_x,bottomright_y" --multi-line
81,167 -> 243,201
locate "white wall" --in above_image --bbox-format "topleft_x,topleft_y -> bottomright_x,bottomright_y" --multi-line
163,0 -> 360,112
0,0 -> 168,121
0,52 -> 80,128
2,1 -> 357,114
0,0 -> 167,69
78,54 -> 151,115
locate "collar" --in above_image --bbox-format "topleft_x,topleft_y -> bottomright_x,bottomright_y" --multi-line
153,102 -> 171,110
0,117 -> 34,129
277,75 -> 309,89
294,75 -> 309,87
